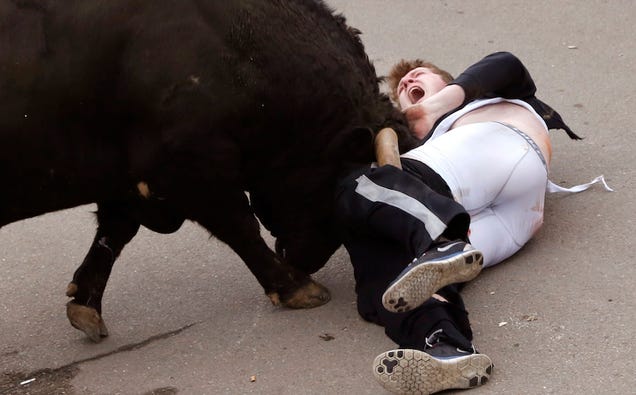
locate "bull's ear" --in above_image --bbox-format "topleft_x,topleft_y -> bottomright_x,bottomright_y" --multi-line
325,127 -> 375,163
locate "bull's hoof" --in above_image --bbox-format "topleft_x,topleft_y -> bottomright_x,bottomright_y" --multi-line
277,280 -> 331,309
66,301 -> 109,342
66,282 -> 78,297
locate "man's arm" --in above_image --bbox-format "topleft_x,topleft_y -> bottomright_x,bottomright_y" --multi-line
403,85 -> 465,139
450,51 -> 581,139
404,52 -> 537,139
449,51 -> 537,104
404,52 -> 580,140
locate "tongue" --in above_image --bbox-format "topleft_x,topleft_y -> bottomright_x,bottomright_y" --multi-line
409,87 -> 425,103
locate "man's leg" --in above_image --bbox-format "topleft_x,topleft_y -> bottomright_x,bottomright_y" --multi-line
335,162 -> 477,333
381,240 -> 483,313
335,163 -> 470,260
336,164 -> 492,394
344,233 -> 492,394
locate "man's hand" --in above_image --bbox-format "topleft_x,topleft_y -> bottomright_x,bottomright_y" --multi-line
404,104 -> 436,140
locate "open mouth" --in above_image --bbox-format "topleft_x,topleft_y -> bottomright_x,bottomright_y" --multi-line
408,86 -> 425,104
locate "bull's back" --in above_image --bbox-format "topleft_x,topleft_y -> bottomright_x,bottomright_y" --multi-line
0,0 -> 395,225
2,0 -> 382,143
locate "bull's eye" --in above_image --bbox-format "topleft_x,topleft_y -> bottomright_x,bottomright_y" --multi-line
275,239 -> 287,259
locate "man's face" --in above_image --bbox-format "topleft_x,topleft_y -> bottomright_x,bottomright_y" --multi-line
397,67 -> 447,108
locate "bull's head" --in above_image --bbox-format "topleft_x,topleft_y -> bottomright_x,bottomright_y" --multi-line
249,118 -> 416,274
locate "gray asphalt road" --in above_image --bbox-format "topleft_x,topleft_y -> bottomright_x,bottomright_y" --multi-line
2,1 -> 635,394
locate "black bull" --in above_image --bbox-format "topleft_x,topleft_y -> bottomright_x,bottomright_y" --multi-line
0,0 -> 418,341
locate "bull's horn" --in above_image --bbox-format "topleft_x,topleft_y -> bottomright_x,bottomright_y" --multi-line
374,128 -> 402,169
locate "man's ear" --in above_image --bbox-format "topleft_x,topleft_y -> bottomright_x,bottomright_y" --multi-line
325,126 -> 375,164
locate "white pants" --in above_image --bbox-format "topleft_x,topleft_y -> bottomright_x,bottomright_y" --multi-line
402,122 -> 548,267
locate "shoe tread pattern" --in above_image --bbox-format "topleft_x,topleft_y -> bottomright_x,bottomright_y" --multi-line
382,250 -> 483,313
373,349 -> 493,394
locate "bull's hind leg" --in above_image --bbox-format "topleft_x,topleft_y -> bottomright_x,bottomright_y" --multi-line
191,192 -> 330,309
66,201 -> 140,341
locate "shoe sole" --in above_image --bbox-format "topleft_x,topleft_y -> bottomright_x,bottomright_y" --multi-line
373,349 -> 493,395
382,250 -> 483,313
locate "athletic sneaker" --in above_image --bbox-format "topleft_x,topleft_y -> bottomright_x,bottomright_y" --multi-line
382,240 -> 483,313
372,329 -> 493,395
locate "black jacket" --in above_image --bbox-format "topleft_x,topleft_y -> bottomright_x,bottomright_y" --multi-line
442,51 -> 581,140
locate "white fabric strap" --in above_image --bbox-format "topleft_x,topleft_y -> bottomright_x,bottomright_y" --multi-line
547,175 -> 614,194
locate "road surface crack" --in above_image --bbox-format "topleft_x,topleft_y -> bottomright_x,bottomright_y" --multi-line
1,322 -> 198,395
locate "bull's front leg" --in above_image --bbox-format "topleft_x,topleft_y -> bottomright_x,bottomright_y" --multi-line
66,201 -> 140,341
191,192 -> 330,309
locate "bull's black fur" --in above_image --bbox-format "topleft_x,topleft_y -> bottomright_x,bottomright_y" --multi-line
1,0 -> 417,335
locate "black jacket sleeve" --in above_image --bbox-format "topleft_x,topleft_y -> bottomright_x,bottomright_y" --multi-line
444,52 -> 581,139
449,51 -> 537,102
